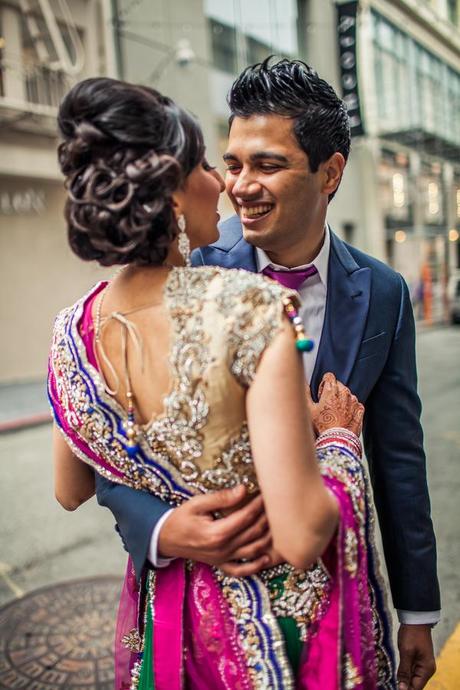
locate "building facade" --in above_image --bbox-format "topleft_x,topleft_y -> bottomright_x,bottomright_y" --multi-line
2,0 -> 459,382
355,0 -> 460,322
0,0 -> 114,382
114,0 -> 460,323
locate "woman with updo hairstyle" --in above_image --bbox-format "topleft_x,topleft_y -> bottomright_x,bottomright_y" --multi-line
49,78 -> 390,689
57,77 -> 213,267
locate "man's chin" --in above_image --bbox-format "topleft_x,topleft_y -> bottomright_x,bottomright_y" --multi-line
241,224 -> 271,248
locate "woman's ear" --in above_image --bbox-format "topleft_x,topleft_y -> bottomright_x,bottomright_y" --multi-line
171,188 -> 185,220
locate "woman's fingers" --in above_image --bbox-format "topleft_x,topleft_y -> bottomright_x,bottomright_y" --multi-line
212,494 -> 265,544
219,554 -> 270,578
230,533 -> 272,562
319,372 -> 336,396
226,513 -> 270,553
314,373 -> 364,435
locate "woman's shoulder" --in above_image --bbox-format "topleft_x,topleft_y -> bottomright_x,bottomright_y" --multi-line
52,282 -> 107,338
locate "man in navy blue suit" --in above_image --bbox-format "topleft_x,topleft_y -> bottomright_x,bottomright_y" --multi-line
96,59 -> 439,688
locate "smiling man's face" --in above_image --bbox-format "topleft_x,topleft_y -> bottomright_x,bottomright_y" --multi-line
224,114 -> 326,261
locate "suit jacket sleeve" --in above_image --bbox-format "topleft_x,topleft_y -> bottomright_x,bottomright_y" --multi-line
95,473 -> 171,580
363,274 -> 440,611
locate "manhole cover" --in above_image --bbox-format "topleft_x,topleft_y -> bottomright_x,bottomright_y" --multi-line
0,576 -> 122,690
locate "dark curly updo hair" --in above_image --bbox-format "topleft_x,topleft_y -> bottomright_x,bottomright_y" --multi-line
57,78 -> 205,266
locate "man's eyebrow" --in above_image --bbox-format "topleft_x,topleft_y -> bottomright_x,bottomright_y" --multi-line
222,151 -> 289,163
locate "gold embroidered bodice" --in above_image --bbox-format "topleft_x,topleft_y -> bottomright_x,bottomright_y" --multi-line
52,266 -> 297,500
135,266 -> 293,495
145,266 -> 290,495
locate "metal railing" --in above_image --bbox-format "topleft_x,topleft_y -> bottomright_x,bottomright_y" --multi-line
0,58 -> 73,109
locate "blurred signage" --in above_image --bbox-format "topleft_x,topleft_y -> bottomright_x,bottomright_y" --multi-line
0,189 -> 46,215
336,0 -> 364,137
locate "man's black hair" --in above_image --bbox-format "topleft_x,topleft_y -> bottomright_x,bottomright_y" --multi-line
228,57 -> 351,198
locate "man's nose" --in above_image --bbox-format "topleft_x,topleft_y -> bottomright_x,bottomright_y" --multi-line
231,169 -> 261,198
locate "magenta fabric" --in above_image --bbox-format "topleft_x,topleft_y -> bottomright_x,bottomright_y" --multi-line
262,265 -> 318,291
153,559 -> 185,690
48,359 -> 124,478
48,281 -> 125,478
297,541 -> 340,689
78,282 -> 106,368
114,559 -> 141,690
182,562 -> 251,689
297,474 -> 377,690
114,559 -> 255,690
112,473 -> 379,690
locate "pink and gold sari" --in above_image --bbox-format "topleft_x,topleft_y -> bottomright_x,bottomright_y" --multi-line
48,268 -> 396,690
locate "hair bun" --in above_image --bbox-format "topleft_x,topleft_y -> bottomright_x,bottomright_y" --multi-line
57,77 -> 204,267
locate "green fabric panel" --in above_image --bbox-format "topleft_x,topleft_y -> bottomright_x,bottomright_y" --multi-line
138,598 -> 154,690
277,616 -> 303,675
137,573 -> 302,686
267,574 -> 303,676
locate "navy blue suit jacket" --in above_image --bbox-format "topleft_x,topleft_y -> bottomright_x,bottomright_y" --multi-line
96,216 -> 440,612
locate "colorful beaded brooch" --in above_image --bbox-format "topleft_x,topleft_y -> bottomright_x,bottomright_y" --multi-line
282,296 -> 315,352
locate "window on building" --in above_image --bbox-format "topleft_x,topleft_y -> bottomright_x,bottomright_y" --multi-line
420,161 -> 444,226
205,0 -> 300,75
371,10 -> 460,147
378,149 -> 413,228
0,5 -> 81,108
454,177 -> 460,230
342,222 -> 355,245
447,0 -> 458,25
372,15 -> 410,131
208,18 -> 237,74
0,19 -> 4,98
247,35 -> 271,66
447,69 -> 460,146
415,47 -> 444,135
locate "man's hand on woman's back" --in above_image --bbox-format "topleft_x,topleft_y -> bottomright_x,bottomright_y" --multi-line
158,485 -> 273,577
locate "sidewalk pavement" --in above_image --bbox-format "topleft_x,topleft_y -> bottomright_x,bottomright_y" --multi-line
0,379 -> 50,433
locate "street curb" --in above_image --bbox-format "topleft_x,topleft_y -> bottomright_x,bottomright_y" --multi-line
0,413 -> 51,435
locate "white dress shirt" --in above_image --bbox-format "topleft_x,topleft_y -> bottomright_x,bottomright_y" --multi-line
148,225 -> 439,625
255,226 -> 330,384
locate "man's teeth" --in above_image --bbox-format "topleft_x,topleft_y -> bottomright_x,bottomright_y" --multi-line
243,205 -> 273,218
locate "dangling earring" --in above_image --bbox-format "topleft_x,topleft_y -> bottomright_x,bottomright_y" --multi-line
177,214 -> 191,267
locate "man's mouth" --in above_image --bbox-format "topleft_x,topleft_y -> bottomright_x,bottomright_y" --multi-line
240,204 -> 274,221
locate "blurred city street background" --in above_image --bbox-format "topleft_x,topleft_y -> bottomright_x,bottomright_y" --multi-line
1,0 -> 460,688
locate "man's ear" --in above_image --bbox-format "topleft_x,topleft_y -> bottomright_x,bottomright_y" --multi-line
320,152 -> 346,197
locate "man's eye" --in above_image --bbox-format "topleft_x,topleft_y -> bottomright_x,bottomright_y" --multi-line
260,164 -> 280,172
225,165 -> 241,173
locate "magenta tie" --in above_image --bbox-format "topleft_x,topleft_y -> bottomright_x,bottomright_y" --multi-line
262,265 -> 318,291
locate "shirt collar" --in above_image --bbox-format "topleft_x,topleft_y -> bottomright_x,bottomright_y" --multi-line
255,225 -> 330,288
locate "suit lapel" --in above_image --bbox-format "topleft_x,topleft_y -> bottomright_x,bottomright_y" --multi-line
213,219 -> 371,397
311,233 -> 371,398
217,237 -> 257,271
210,215 -> 257,272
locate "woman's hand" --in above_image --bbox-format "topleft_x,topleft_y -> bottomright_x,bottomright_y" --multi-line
306,372 -> 364,436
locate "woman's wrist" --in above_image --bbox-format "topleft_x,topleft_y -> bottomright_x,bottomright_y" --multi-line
316,428 -> 362,458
